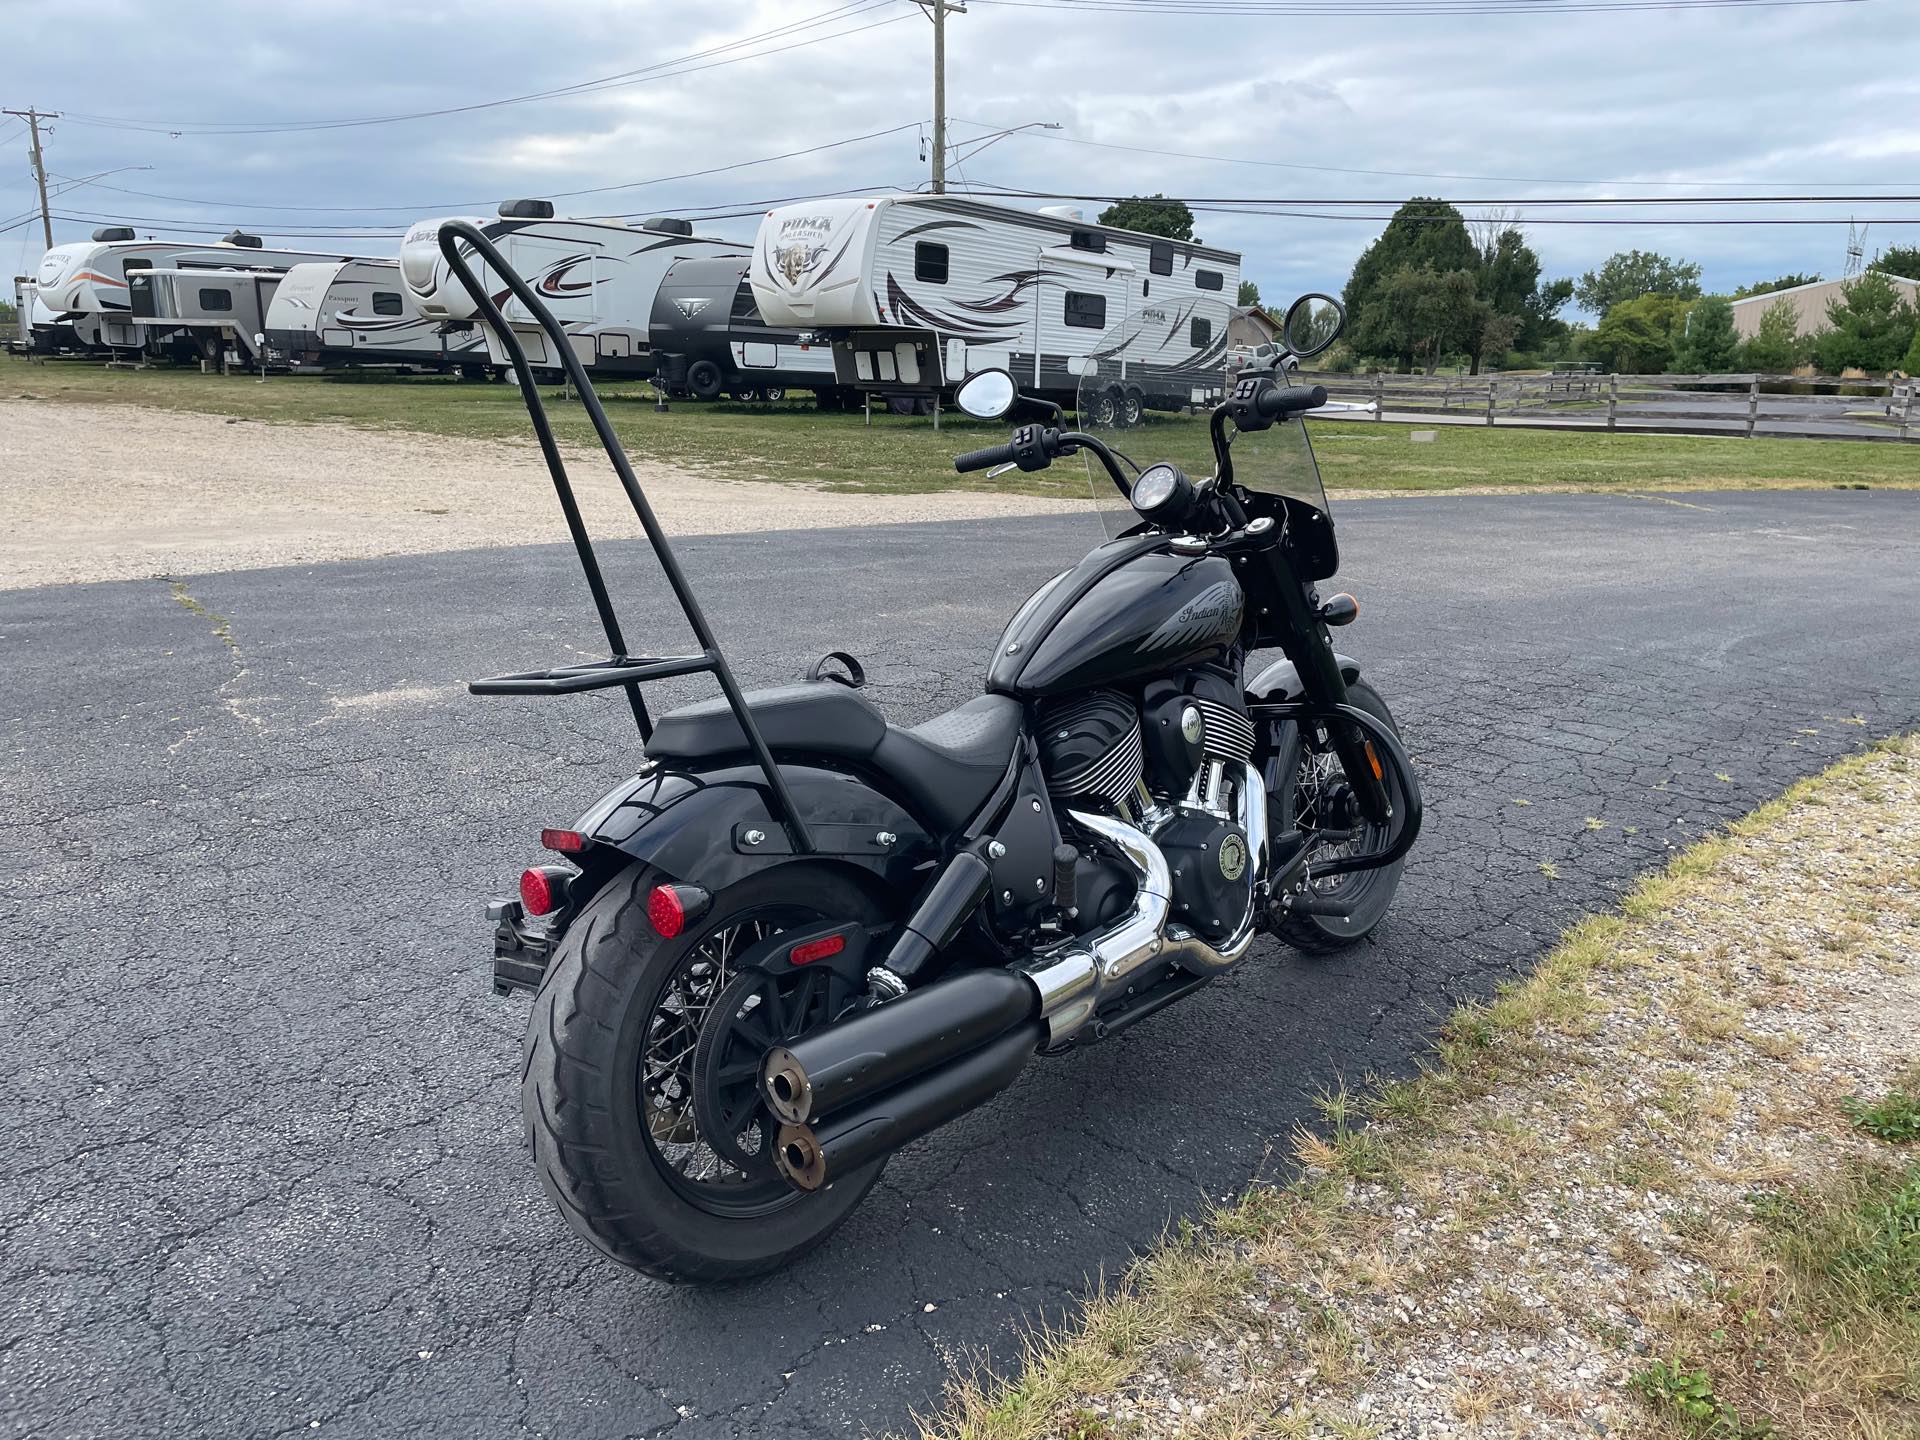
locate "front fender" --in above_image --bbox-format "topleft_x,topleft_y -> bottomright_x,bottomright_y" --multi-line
1246,651 -> 1360,704
573,760 -> 932,897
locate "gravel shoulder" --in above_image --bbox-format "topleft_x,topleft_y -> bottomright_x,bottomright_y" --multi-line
928,736 -> 1920,1440
0,399 -> 1071,589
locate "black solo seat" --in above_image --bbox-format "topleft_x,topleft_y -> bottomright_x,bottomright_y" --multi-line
646,684 -> 1024,832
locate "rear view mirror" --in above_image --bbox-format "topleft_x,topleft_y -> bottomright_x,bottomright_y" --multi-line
954,368 -> 1016,420
1282,294 -> 1345,359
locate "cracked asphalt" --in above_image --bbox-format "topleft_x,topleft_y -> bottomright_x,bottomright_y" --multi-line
5,488 -> 1918,1439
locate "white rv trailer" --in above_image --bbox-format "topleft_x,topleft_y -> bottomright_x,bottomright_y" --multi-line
264,259 -> 490,373
399,200 -> 747,378
7,277 -> 32,353
748,195 -> 1242,411
125,265 -> 287,366
35,227 -> 360,357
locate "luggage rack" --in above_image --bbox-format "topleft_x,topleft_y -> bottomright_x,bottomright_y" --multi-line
436,219 -> 813,853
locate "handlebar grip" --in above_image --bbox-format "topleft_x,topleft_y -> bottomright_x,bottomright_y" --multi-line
1256,384 -> 1328,419
953,442 -> 1017,474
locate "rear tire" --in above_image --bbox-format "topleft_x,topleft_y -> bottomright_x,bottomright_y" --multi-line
521,862 -> 889,1282
1265,679 -> 1408,952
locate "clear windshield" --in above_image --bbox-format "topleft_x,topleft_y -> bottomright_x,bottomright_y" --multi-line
1073,294 -> 1331,538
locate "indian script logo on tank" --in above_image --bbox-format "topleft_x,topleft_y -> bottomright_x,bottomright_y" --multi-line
1138,580 -> 1242,654
772,214 -> 834,287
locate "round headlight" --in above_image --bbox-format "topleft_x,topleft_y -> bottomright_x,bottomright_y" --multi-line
1131,463 -> 1184,514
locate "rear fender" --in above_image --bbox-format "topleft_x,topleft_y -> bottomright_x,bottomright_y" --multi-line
571,760 -> 932,902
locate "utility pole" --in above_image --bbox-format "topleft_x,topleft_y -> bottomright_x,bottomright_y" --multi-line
916,2 -> 965,193
4,107 -> 59,252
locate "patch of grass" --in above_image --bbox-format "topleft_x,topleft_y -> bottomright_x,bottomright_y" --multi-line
1844,1079 -> 1920,1144
12,351 -> 1920,496
1634,1357 -> 1774,1437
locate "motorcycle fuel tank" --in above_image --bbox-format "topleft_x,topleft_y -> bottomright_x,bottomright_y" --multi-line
988,541 -> 1243,698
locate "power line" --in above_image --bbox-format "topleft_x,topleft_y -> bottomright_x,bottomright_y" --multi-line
947,116 -> 1915,192
54,3 -> 913,136
968,0 -> 1866,12
36,122 -> 924,217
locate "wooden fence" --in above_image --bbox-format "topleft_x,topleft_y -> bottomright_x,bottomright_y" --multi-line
1306,371 -> 1917,443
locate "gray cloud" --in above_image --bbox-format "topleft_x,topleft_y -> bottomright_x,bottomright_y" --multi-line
5,0 -> 1914,307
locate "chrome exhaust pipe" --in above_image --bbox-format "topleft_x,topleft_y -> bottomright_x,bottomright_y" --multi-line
763,764 -> 1271,1194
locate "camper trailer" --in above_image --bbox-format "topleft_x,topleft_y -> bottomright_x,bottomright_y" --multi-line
35,227 -> 359,358
749,195 -> 1242,413
126,265 -> 286,366
264,259 -> 490,373
399,201 -> 746,379
7,277 -> 33,354
647,256 -> 838,401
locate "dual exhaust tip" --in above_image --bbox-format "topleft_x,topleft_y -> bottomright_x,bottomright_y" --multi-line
757,969 -> 1043,1193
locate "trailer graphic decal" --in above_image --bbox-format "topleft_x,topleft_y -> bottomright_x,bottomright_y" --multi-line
881,272 -> 1023,344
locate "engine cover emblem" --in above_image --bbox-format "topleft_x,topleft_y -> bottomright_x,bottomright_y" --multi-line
1217,832 -> 1247,882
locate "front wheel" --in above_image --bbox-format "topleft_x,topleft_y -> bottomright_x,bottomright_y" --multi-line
520,862 -> 889,1282
1264,679 -> 1409,952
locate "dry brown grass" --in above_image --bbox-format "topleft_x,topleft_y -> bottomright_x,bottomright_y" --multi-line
912,735 -> 1920,1440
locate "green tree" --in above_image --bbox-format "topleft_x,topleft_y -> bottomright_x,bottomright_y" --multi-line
1870,245 -> 1920,281
1904,324 -> 1920,375
1096,194 -> 1195,241
1343,198 -> 1478,367
1671,295 -> 1739,373
1468,226 -> 1571,370
1737,297 -> 1803,373
1574,250 -> 1703,316
1592,293 -> 1690,373
1813,271 -> 1919,374
1361,264 -> 1481,374
1732,273 -> 1820,299
1237,279 -> 1260,307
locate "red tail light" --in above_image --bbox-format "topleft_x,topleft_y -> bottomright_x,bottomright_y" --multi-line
789,933 -> 846,966
540,828 -> 586,854
646,883 -> 712,939
520,867 -> 559,916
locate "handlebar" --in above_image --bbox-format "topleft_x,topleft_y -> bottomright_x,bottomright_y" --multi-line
953,442 -> 1018,474
1255,384 -> 1327,420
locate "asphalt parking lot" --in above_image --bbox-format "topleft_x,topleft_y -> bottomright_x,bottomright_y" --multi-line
5,488 -> 1918,1439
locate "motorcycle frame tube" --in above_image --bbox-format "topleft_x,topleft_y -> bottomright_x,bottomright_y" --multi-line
1247,700 -> 1424,878
434,220 -> 814,855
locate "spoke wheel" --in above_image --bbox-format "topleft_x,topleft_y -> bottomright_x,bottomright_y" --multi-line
637,907 -> 818,1213
1265,679 -> 1408,952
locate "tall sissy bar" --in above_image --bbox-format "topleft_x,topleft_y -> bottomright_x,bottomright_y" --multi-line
435,219 -> 813,854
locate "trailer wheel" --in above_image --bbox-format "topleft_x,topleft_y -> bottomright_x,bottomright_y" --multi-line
1120,386 -> 1145,428
1083,387 -> 1119,428
687,361 -> 724,401
762,387 -> 785,403
730,385 -> 761,403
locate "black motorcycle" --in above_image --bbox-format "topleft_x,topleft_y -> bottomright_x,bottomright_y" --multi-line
443,221 -> 1422,1283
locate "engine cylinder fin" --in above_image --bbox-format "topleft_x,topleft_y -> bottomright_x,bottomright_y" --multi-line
1193,697 -> 1257,766
1039,691 -> 1143,809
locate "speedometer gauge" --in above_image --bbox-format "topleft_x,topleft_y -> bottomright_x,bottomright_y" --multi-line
1131,463 -> 1192,521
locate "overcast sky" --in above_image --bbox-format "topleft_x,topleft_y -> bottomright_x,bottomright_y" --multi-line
4,0 -> 1915,314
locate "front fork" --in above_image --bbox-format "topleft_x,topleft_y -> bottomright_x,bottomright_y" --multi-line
1263,562 -> 1394,826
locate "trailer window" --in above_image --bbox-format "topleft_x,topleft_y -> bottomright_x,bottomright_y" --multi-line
1064,291 -> 1107,330
198,289 -> 234,312
1149,241 -> 1174,276
1195,268 -> 1224,292
914,241 -> 950,284
731,282 -> 761,321
124,258 -> 153,273
1068,229 -> 1106,254
371,291 -> 403,316
1190,317 -> 1212,348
